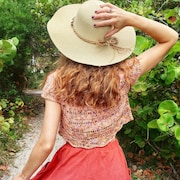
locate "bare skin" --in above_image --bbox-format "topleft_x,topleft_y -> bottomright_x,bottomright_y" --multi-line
93,3 -> 178,75
13,100 -> 61,180
13,3 -> 178,180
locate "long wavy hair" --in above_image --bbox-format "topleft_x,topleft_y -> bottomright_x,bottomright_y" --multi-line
50,55 -> 134,108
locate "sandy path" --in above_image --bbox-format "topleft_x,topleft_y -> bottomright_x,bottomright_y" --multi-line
1,108 -> 66,180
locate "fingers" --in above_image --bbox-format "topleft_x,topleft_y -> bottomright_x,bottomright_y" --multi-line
92,2 -> 119,25
92,13 -> 114,22
94,3 -> 116,15
92,6 -> 116,22
93,18 -> 114,27
97,3 -> 116,13
93,18 -> 121,37
105,28 -> 119,38
92,3 -> 124,37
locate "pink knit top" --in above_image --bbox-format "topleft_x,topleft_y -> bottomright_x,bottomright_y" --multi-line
41,58 -> 141,149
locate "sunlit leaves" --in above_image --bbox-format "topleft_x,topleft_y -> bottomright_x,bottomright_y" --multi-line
133,36 -> 153,55
148,100 -> 180,143
175,129 -> 180,146
148,119 -> 159,129
158,100 -> 178,116
157,114 -> 174,132
0,37 -> 19,72
163,7 -> 179,24
0,98 -> 24,133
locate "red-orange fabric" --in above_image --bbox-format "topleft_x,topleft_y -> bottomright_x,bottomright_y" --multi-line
31,139 -> 131,180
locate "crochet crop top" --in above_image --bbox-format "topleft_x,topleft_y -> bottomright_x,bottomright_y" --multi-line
41,58 -> 141,149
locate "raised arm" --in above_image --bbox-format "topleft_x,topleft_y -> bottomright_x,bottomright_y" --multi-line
93,3 -> 178,75
13,100 -> 61,180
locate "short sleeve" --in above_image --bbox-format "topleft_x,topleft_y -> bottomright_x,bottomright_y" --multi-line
41,71 -> 57,102
125,57 -> 142,86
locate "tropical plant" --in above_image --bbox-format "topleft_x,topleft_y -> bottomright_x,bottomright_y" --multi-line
0,37 -> 19,72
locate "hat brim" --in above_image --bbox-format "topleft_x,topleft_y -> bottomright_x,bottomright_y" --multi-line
47,4 -> 136,66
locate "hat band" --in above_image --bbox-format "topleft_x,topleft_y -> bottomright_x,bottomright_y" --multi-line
71,18 -> 131,54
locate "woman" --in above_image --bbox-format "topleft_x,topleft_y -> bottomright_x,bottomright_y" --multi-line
14,0 -> 178,179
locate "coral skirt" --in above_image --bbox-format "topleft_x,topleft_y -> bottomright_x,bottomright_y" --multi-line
31,139 -> 131,180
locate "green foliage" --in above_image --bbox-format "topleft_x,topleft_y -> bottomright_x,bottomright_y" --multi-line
0,34 -> 26,166
0,0 -> 36,92
0,98 -> 24,133
147,100 -> 180,157
29,0 -> 85,54
0,37 -> 19,72
114,0 -> 180,162
0,0 -> 34,41
0,97 -> 27,165
120,34 -> 180,159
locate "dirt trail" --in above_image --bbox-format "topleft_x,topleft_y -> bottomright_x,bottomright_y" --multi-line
1,108 -> 65,180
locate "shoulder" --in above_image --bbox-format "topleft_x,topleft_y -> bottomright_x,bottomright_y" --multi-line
120,57 -> 142,86
41,70 -> 58,102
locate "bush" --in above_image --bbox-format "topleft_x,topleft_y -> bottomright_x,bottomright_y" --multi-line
0,0 -> 39,92
0,36 -> 28,168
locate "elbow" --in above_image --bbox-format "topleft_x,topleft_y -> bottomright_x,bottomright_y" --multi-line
171,31 -> 179,45
37,141 -> 54,153
165,31 -> 179,50
43,143 -> 54,153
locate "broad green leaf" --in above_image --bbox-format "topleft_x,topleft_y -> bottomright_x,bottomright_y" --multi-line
157,114 -> 174,132
0,100 -> 7,108
0,39 -> 17,63
133,36 -> 153,55
132,81 -> 148,92
0,115 -> 5,122
15,99 -> 24,107
8,117 -> 14,124
158,100 -> 178,116
167,41 -> 180,58
124,128 -> 132,134
9,37 -> 19,46
2,121 -> 10,132
165,65 -> 176,85
154,134 -> 169,142
171,125 -> 179,133
175,127 -> 180,141
164,9 -> 178,24
9,110 -> 15,117
176,111 -> 180,119
160,73 -> 167,80
148,119 -> 159,129
134,135 -> 145,148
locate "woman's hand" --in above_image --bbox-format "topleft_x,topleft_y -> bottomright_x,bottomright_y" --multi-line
93,3 -> 132,37
13,174 -> 28,180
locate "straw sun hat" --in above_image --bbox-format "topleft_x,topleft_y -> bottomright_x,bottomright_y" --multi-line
47,0 -> 136,66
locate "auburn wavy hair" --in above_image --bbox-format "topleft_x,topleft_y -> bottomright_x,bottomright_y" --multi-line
50,55 -> 134,108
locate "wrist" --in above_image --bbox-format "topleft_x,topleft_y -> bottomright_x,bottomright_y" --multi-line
126,12 -> 139,27
128,13 -> 149,30
20,173 -> 29,180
